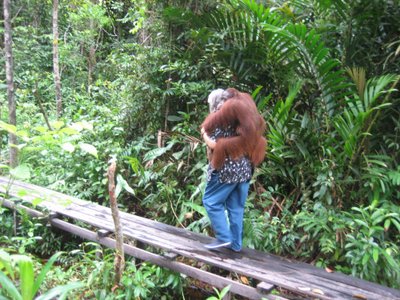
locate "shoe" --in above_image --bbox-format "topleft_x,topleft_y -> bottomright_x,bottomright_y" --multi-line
228,247 -> 241,253
204,240 -> 231,250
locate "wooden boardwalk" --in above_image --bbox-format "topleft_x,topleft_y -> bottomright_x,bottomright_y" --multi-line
1,176 -> 399,300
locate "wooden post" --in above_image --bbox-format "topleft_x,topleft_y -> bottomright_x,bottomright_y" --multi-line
107,158 -> 125,286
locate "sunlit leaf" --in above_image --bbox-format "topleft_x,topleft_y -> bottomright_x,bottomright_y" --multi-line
372,248 -> 379,263
51,121 -> 65,130
60,127 -> 79,135
10,164 -> 31,180
0,272 -> 22,300
79,143 -> 98,158
61,143 -> 75,153
115,174 -> 135,198
32,198 -> 44,207
0,121 -> 17,134
14,255 -> 34,300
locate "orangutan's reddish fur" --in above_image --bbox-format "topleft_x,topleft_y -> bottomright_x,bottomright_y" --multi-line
201,88 -> 266,169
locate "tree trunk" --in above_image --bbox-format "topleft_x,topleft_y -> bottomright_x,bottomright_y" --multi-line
87,0 -> 98,89
107,159 -> 125,286
3,0 -> 18,168
52,0 -> 62,118
0,1 -> 4,50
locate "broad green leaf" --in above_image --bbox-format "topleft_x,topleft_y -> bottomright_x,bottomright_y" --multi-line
143,144 -> 173,162
69,123 -> 83,132
116,174 -> 135,198
167,115 -> 182,122
32,198 -> 44,207
383,249 -> 399,270
59,127 -> 79,135
17,189 -> 28,197
0,271 -> 22,300
14,255 -> 34,300
33,126 -> 47,133
384,219 -> 391,230
61,143 -> 75,153
219,285 -> 231,298
183,202 -> 207,217
79,143 -> 98,158
361,254 -> 370,265
0,121 -> 17,134
33,252 -> 63,297
372,248 -> 379,263
391,219 -> 400,232
74,121 -> 93,131
10,164 -> 31,180
51,121 -> 64,130
126,156 -> 143,176
35,282 -> 84,300
0,250 -> 14,280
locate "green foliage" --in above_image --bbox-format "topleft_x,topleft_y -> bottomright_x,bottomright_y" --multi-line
207,285 -> 231,300
1,0 -> 400,294
0,207 -> 66,257
344,201 -> 400,287
0,251 -> 83,300
45,243 -> 184,299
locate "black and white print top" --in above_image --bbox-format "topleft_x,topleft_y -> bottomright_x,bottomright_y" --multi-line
206,127 -> 253,183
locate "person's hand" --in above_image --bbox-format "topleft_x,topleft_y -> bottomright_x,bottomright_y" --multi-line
201,127 -> 206,136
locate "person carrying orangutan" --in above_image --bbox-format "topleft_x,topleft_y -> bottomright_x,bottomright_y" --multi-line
200,88 -> 266,252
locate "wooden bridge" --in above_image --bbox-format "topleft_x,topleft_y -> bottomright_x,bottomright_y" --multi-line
1,176 -> 399,300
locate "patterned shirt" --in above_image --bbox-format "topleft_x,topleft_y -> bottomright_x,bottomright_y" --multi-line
206,127 -> 253,183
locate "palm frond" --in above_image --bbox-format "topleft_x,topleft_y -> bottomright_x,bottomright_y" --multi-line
267,83 -> 303,163
205,1 -> 282,83
291,0 -> 350,21
263,22 -> 350,115
346,67 -> 366,101
334,74 -> 398,160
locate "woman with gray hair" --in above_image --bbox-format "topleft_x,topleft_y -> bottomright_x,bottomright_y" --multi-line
200,89 -> 253,252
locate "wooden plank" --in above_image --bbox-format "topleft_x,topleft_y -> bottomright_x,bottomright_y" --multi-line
1,198 -> 283,300
257,282 -> 275,293
1,198 -> 43,218
1,178 -> 400,300
0,181 -> 394,300
47,203 -> 398,300
0,195 -> 379,300
163,252 -> 179,260
49,218 -> 283,300
97,229 -> 111,238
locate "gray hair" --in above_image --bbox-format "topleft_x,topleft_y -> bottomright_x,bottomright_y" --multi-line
207,89 -> 225,112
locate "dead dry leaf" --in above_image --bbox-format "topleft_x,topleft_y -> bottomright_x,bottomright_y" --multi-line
325,267 -> 334,273
240,276 -> 249,285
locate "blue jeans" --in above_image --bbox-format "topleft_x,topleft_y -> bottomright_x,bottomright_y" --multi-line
202,172 -> 250,251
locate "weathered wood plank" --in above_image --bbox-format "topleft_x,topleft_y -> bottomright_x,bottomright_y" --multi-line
1,196 -> 283,300
49,217 -> 284,300
0,184 -> 395,300
1,177 -> 400,300
257,282 -> 275,294
0,179 -> 397,300
27,201 -> 396,300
